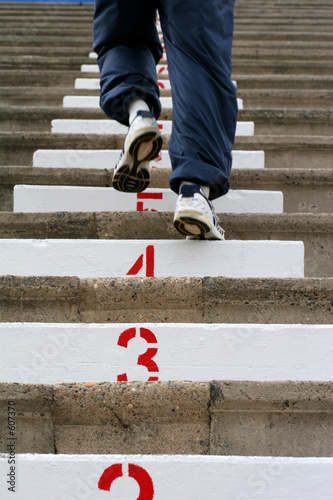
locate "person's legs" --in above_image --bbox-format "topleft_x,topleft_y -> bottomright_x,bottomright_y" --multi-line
93,0 -> 163,192
158,0 -> 238,201
93,0 -> 163,125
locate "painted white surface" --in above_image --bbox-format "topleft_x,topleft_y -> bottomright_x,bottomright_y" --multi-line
1,323 -> 331,384
82,63 -> 168,74
14,186 -> 283,214
33,149 -> 265,170
51,119 -> 252,135
0,454 -> 332,500
63,95 -> 243,110
88,52 -> 168,63
0,239 -> 304,278
74,78 -> 171,90
74,78 -> 236,90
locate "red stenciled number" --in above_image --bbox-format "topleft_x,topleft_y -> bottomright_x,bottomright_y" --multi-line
127,245 -> 155,277
158,81 -> 165,89
98,463 -> 123,490
136,192 -> 163,212
98,463 -> 154,499
128,463 -> 154,500
117,327 -> 159,382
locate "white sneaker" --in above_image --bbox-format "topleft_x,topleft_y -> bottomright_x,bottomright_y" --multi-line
174,184 -> 225,240
112,110 -> 162,192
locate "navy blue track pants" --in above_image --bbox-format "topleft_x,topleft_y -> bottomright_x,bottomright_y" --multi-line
93,0 -> 238,200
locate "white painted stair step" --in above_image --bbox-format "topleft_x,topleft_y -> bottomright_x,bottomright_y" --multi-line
33,149 -> 265,170
63,95 -> 243,110
74,78 -> 237,90
0,454 -> 331,500
13,186 -> 283,214
51,119 -> 252,135
89,51 -> 167,65
75,77 -> 172,90
0,239 -> 304,278
82,64 -> 169,75
1,323 -> 331,384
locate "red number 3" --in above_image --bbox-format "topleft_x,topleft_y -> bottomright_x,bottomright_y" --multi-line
117,327 -> 159,382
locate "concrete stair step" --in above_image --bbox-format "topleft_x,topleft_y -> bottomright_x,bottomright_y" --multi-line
49,119 -> 251,135
0,238 -> 305,278
2,13 -> 333,23
3,44 -> 333,60
2,106 -> 332,135
1,212 -> 330,277
32,148 -> 264,169
0,380 -> 331,456
0,71 -> 87,87
0,35 -> 93,47
2,38 -> 332,50
62,91 -> 332,110
82,60 -> 333,75
13,186 -> 282,214
74,74 -> 333,91
4,86 -> 333,109
1,133 -> 331,169
1,453 -> 331,499
0,275 -> 331,324
62,95 -> 243,111
2,323 -> 331,384
2,166 -> 332,215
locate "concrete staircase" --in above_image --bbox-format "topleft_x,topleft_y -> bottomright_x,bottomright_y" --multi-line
0,1 -> 332,498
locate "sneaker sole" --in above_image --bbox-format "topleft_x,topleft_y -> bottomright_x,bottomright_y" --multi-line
113,131 -> 163,193
174,213 -> 225,240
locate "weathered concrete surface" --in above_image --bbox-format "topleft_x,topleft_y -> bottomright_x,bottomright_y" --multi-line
0,383 -> 54,453
1,167 -> 332,214
2,107 -> 332,135
1,381 -> 331,456
1,133 -> 332,168
0,276 -> 332,324
0,275 -> 80,323
53,381 -> 210,454
210,381 -> 333,457
0,212 -> 331,277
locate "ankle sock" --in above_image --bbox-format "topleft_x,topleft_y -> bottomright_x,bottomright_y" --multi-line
128,98 -> 150,125
180,181 -> 210,199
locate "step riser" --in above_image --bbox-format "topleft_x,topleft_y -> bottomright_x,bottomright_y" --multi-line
1,277 -> 331,324
50,119 -> 253,135
2,167 -> 332,215
2,109 -> 331,136
63,92 -> 333,111
32,149 -> 265,170
74,75 -> 333,91
2,135 -> 332,169
0,454 -> 331,499
0,239 -> 304,279
1,90 -> 332,111
2,212 -> 330,278
2,323 -> 331,384
0,381 -> 331,456
13,186 -> 283,214
63,95 -> 244,110
82,62 -> 333,76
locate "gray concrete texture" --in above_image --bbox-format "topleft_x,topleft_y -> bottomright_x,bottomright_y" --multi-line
0,212 -> 331,277
0,381 -> 332,457
0,276 -> 332,324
